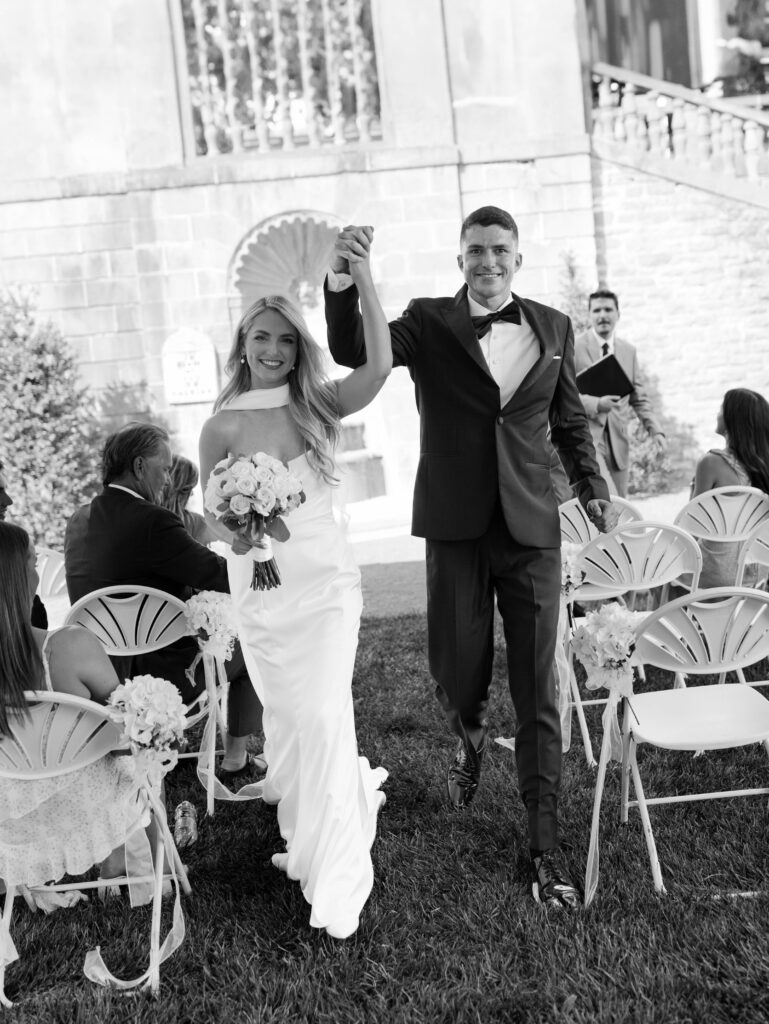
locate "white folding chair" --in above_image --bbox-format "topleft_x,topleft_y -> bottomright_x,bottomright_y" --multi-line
563,522 -> 704,765
64,586 -> 221,760
674,486 -> 769,542
35,547 -> 67,599
673,486 -> 769,591
0,692 -> 191,1003
736,519 -> 769,588
621,587 -> 769,895
558,495 -> 642,546
64,585 -> 190,655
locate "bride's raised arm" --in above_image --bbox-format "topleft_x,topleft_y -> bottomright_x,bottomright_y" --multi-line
333,227 -> 392,417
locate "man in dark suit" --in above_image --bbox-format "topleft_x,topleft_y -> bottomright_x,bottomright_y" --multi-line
64,422 -> 263,782
325,207 -> 616,908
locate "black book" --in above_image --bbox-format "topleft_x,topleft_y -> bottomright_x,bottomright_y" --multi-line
576,354 -> 633,398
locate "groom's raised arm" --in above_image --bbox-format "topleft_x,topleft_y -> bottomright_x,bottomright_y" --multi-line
325,223 -> 418,369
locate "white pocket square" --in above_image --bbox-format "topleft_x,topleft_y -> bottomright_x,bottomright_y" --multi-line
552,355 -> 562,361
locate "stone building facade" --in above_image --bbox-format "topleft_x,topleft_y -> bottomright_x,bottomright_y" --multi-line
1,0 -> 767,506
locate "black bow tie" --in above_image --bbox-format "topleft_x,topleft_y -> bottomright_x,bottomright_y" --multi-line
471,300 -> 521,339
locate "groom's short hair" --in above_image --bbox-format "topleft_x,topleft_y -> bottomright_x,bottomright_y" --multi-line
460,206 -> 519,244
101,422 -> 170,486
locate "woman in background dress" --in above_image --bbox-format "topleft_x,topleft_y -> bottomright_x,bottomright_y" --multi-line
691,387 -> 769,587
0,522 -> 150,896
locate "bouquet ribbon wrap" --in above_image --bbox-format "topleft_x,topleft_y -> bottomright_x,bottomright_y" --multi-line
584,663 -> 636,908
84,748 -> 185,992
188,642 -> 264,815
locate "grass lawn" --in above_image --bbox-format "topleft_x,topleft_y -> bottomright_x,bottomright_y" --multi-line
6,612 -> 769,1023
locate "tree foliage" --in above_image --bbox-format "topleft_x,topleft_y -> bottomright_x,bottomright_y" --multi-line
0,287 -> 102,547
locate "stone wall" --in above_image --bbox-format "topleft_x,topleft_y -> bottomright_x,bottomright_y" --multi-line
591,155 -> 769,452
0,148 -> 598,503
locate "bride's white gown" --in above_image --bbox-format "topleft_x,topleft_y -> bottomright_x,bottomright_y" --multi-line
226,453 -> 387,939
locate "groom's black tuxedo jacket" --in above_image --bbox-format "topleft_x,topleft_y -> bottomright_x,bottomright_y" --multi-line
64,486 -> 229,697
325,283 -> 609,547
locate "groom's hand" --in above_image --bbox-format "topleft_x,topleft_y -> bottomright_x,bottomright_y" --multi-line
330,224 -> 374,273
586,499 -> 619,534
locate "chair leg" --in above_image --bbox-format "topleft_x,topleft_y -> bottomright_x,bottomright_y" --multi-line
569,661 -> 596,768
0,886 -> 16,1007
629,749 -> 666,894
620,711 -> 631,824
148,824 -> 165,994
674,671 -> 687,689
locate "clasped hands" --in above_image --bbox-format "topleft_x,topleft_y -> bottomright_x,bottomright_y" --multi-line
331,224 -> 374,281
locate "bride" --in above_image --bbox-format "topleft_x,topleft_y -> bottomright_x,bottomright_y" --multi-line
199,227 -> 391,938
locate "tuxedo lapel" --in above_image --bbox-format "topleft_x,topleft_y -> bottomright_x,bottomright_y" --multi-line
441,287 -> 495,379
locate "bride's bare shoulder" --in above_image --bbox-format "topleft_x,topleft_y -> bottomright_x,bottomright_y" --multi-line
200,409 -> 240,443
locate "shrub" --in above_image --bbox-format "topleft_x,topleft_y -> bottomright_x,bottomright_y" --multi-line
0,287 -> 102,547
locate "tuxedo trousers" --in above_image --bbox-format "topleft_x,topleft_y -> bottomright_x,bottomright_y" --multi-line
426,502 -> 562,851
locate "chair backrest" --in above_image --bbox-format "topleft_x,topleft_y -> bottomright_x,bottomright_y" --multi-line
673,486 -> 769,542
559,496 -> 642,545
64,586 -> 190,656
577,520 -> 703,592
0,691 -> 121,780
36,547 -> 68,599
736,520 -> 769,586
633,587 -> 769,675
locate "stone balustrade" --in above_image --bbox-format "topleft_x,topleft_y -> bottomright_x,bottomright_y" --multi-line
592,62 -> 769,185
175,0 -> 381,157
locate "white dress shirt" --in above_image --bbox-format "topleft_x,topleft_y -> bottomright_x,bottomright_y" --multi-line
327,271 -> 541,408
591,328 -> 614,357
468,293 -> 540,409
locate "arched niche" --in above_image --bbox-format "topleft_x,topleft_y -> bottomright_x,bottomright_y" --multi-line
228,210 -> 344,328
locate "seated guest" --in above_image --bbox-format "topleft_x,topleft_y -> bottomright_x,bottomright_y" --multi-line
0,521 -> 152,895
0,458 -> 47,628
160,455 -> 217,547
159,453 -> 263,779
64,423 -> 264,780
691,388 -> 769,587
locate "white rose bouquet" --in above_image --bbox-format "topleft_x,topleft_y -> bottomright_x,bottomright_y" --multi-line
185,591 -> 237,662
204,452 -> 305,590
107,675 -> 187,779
571,604 -> 646,696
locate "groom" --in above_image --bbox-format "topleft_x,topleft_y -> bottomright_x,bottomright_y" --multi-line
325,207 -> 616,909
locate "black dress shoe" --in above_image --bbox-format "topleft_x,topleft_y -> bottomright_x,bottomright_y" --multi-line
446,734 -> 486,809
530,848 -> 581,909
217,752 -> 267,785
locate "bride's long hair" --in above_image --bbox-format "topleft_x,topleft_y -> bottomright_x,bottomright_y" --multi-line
214,295 -> 340,485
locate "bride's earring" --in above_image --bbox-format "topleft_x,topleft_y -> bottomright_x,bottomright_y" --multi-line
240,353 -> 246,364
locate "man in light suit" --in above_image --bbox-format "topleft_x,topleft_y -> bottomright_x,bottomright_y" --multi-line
575,290 -> 666,497
325,207 -> 617,908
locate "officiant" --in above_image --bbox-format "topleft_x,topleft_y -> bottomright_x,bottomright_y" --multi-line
574,289 -> 666,497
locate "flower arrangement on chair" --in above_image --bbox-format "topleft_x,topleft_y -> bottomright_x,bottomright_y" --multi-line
571,603 -> 648,907
184,592 -> 262,813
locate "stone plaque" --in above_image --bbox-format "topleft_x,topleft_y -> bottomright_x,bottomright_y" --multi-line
161,329 -> 219,405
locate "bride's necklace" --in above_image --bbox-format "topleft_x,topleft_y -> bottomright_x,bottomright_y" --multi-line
223,385 -> 290,410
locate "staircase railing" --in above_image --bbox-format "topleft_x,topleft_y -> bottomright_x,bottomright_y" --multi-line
592,62 -> 769,185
